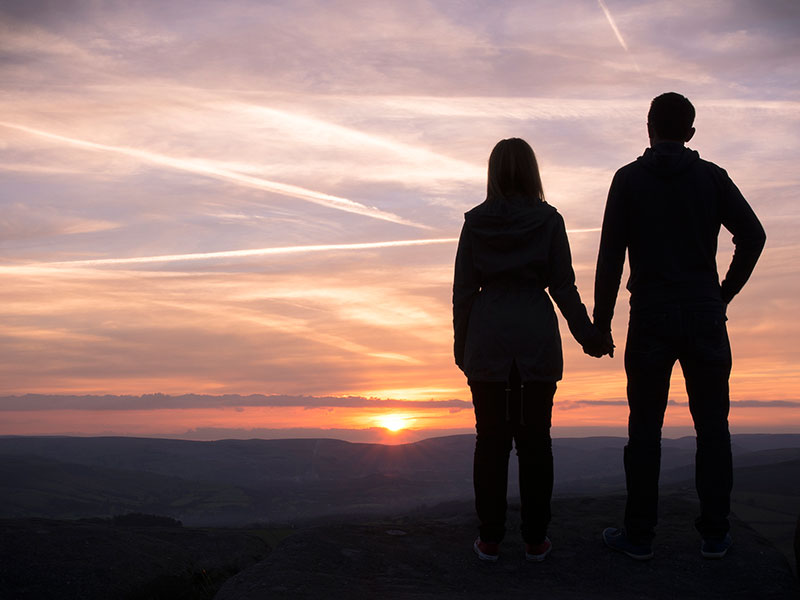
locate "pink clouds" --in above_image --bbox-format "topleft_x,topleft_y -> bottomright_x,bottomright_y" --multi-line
0,0 -> 798,437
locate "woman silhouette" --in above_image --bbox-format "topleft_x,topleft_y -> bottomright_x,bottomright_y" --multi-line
453,138 -> 605,561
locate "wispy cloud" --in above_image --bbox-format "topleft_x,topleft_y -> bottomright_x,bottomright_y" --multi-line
0,121 -> 427,228
371,96 -> 800,119
597,0 -> 640,71
559,398 -> 800,410
0,393 -> 471,411
670,399 -> 800,408
226,102 -> 478,178
597,0 -> 629,51
0,0 -> 797,436
0,232 -> 600,272
0,238 -> 458,271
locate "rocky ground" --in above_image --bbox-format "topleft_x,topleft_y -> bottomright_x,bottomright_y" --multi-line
1,491 -> 796,599
216,492 -> 799,600
0,518 -> 275,599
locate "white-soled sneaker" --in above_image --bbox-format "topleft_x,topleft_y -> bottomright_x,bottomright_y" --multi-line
701,534 -> 732,559
525,537 -> 552,562
473,537 -> 500,562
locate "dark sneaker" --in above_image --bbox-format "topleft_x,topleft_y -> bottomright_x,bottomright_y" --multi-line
525,537 -> 552,562
701,534 -> 732,559
603,527 -> 654,560
473,537 -> 499,562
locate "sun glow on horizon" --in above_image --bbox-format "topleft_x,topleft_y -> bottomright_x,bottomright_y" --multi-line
0,0 -> 797,439
375,414 -> 415,432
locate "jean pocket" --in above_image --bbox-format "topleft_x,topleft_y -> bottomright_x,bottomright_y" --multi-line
691,312 -> 729,358
627,312 -> 671,357
629,312 -> 669,337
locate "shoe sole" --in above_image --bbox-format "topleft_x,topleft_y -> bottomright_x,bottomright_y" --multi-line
525,548 -> 551,562
618,548 -> 654,561
701,536 -> 731,559
473,541 -> 498,562
701,545 -> 730,559
525,538 -> 552,562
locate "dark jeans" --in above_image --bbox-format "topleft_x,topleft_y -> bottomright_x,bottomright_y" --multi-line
624,305 -> 732,543
470,367 -> 556,545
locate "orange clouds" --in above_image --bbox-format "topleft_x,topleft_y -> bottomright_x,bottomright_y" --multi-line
1,1 -> 798,439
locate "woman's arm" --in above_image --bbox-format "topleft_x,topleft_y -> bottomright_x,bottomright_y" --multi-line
547,214 -> 597,348
453,223 -> 480,370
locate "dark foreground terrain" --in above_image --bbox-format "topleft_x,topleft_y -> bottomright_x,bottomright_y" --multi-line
1,434 -> 798,598
215,492 -> 797,600
1,493 -> 797,599
0,517 -> 280,600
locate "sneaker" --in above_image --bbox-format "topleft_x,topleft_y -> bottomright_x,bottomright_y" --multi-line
701,534 -> 732,559
603,527 -> 654,560
525,537 -> 552,562
473,537 -> 499,562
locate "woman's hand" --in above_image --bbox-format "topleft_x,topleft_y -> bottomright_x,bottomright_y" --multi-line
582,326 -> 615,358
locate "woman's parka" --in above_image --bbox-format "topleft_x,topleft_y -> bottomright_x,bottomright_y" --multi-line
453,195 -> 595,383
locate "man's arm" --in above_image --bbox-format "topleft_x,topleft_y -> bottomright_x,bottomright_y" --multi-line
453,223 -> 479,370
547,213 -> 597,349
718,173 -> 766,304
593,170 -> 628,334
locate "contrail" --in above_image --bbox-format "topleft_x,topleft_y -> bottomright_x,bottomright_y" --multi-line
0,238 -> 459,271
597,0 -> 629,51
229,102 -> 478,176
0,122 -> 427,229
597,0 -> 640,72
0,229 -> 600,271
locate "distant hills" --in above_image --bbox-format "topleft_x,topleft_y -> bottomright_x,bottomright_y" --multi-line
0,433 -> 797,526
0,433 -> 798,598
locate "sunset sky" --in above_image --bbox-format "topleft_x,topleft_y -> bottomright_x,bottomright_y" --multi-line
1,0 -> 798,442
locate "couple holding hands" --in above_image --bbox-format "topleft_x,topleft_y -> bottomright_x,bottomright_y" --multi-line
453,92 -> 766,562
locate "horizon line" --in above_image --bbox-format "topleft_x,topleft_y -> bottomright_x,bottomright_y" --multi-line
2,428 -> 798,442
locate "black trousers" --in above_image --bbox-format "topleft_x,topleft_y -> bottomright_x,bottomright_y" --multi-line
624,305 -> 732,543
470,367 -> 556,545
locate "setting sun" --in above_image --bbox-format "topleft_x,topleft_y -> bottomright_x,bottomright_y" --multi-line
0,0 -> 797,443
376,414 -> 414,432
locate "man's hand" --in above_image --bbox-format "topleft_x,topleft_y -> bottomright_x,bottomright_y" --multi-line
583,325 -> 611,358
602,330 -> 615,358
582,326 -> 615,358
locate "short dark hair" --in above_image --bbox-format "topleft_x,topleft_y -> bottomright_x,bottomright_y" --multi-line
486,138 -> 544,203
648,92 -> 695,141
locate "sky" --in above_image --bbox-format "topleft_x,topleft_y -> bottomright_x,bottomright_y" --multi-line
1,0 -> 799,442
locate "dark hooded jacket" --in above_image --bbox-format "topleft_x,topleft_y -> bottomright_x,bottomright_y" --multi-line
593,142 -> 766,331
453,195 -> 595,382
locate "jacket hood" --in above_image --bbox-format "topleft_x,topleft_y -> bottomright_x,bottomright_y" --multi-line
464,195 -> 557,277
637,141 -> 700,177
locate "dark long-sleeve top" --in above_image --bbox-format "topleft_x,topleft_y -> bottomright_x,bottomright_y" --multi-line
453,195 -> 595,383
593,142 -> 766,332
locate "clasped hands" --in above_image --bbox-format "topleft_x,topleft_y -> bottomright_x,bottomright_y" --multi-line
582,326 -> 615,358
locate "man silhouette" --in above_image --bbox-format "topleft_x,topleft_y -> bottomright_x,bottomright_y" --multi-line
592,92 -> 766,560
